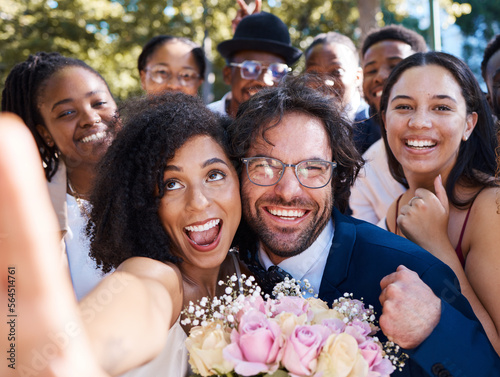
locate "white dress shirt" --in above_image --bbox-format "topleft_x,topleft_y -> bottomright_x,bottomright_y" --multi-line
258,219 -> 334,297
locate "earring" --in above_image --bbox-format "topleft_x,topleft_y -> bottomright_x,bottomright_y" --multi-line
44,137 -> 55,147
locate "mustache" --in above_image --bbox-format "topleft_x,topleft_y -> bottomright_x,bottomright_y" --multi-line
257,196 -> 316,209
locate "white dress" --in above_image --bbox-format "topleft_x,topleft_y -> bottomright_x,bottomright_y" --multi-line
119,317 -> 189,377
65,194 -> 110,300
118,250 -> 243,377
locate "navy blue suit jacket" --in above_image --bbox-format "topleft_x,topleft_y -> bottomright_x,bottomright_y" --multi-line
318,209 -> 500,376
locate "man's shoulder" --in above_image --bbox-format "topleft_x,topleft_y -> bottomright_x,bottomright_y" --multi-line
207,92 -> 231,116
333,209 -> 441,269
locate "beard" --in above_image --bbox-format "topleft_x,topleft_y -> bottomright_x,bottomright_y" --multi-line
242,193 -> 333,259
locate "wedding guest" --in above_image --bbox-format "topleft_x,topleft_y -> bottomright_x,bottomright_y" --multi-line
1,52 -> 120,300
208,11 -> 301,118
0,112 -> 109,377
481,34 -> 500,119
229,74 -> 500,376
381,51 -> 500,355
304,32 -> 367,125
138,35 -> 205,96
350,25 -> 427,224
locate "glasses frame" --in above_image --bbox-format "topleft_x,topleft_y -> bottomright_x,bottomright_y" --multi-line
144,66 -> 201,87
229,60 -> 291,82
241,157 -> 337,189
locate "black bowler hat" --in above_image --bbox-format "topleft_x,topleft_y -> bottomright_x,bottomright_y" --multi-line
217,12 -> 302,66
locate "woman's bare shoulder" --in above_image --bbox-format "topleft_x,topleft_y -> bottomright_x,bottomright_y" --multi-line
117,257 -> 183,296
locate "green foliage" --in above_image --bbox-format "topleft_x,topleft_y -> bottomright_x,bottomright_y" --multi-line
0,0 -> 440,102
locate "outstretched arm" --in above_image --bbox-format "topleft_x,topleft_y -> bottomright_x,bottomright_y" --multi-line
0,112 -> 108,377
0,113 -> 184,376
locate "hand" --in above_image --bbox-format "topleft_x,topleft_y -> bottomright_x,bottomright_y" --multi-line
398,175 -> 451,253
0,113 -> 109,377
379,265 -> 441,349
232,0 -> 262,33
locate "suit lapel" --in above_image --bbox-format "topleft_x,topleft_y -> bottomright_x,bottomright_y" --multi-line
318,208 -> 357,304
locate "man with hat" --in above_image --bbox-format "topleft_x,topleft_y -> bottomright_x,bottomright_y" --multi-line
208,11 -> 302,118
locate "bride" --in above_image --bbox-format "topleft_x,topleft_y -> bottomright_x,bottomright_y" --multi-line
1,92 -> 245,376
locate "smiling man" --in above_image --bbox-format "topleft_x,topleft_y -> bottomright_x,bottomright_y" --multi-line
208,12 -> 301,118
229,76 -> 500,376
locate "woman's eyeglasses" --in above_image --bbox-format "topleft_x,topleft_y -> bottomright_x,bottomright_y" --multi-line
145,66 -> 200,87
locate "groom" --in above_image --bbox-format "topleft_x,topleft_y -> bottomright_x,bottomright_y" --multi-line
229,75 -> 500,376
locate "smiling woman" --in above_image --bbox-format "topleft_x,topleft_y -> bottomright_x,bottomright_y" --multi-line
81,92 -> 244,376
0,93 -> 245,377
380,51 -> 500,355
138,35 -> 205,96
1,52 -> 120,300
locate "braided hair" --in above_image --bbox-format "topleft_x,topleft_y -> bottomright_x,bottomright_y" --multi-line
1,52 -> 112,181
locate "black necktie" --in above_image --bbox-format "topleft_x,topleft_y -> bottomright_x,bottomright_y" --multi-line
246,260 -> 293,296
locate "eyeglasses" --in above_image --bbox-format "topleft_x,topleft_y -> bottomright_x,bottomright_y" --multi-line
241,157 -> 337,189
145,66 -> 201,87
229,60 -> 291,83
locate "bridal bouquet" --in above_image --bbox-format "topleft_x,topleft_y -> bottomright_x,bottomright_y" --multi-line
182,275 -> 404,377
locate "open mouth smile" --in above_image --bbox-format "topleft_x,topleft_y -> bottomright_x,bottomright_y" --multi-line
266,207 -> 307,221
405,139 -> 437,149
79,131 -> 107,143
184,219 -> 222,249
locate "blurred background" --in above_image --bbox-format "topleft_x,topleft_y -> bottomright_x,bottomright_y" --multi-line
1,0 -> 498,103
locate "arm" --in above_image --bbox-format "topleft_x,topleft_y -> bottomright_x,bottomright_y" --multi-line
0,113 -> 108,377
398,176 -> 500,354
81,257 -> 184,376
0,113 -> 185,376
380,264 -> 500,375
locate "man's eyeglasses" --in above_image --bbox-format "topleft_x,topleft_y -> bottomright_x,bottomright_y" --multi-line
229,60 -> 291,83
241,157 -> 337,189
145,66 -> 200,87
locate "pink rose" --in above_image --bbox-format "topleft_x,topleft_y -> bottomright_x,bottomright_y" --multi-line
234,294 -> 266,322
223,309 -> 282,376
270,296 -> 313,321
321,318 -> 346,335
359,340 -> 395,377
281,325 -> 332,376
345,320 -> 372,344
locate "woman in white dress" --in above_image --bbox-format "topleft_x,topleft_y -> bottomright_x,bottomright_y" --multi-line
2,52 -> 120,299
1,92 -> 245,376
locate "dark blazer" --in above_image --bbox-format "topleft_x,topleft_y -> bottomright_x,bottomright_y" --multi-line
319,209 -> 500,376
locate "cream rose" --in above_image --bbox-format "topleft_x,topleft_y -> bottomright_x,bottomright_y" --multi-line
275,312 -> 308,337
185,321 -> 233,376
316,333 -> 368,377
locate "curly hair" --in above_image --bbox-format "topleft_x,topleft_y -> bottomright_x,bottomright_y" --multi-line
481,34 -> 500,81
86,92 -> 232,273
361,24 -> 427,59
379,52 -> 498,208
1,52 -> 114,181
229,74 -> 363,214
137,35 -> 206,79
